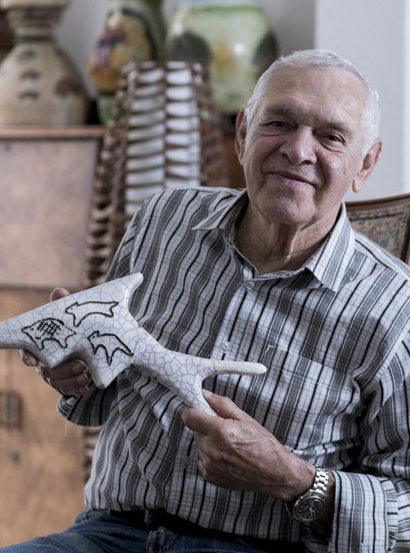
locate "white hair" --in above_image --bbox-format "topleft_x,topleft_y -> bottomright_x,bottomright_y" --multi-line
244,49 -> 380,156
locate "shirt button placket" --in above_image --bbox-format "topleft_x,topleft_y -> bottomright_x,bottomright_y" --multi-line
222,341 -> 231,352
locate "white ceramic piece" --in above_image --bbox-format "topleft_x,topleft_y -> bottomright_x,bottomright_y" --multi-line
0,273 -> 266,414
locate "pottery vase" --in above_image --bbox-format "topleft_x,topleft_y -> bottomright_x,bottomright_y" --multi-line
165,0 -> 278,118
0,0 -> 89,126
88,0 -> 165,124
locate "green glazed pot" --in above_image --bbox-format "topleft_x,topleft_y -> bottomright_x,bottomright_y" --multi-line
165,0 -> 278,115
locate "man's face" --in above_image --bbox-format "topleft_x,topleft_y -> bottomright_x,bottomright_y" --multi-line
236,66 -> 379,233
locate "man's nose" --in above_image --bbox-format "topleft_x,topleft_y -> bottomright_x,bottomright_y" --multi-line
279,128 -> 317,165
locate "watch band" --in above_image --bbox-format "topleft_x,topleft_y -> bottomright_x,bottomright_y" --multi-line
312,466 -> 329,495
291,466 -> 329,522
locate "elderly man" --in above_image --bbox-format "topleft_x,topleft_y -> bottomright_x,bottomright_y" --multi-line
6,49 -> 410,553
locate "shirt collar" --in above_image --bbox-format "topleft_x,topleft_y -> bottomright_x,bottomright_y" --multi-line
304,203 -> 356,291
193,190 -> 355,292
192,189 -> 248,236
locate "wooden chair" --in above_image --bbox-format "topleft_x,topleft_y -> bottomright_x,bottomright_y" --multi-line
346,193 -> 410,263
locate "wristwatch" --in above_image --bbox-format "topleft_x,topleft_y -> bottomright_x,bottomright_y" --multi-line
291,466 -> 329,523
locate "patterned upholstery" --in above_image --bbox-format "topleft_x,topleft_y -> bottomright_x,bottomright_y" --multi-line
346,194 -> 410,263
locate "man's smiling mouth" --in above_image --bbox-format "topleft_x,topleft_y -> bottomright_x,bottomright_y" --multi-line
267,170 -> 318,187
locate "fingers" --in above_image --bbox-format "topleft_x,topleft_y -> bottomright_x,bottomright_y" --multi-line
16,287 -> 91,396
203,390 -> 246,420
182,392 -> 246,432
18,287 -> 71,368
40,360 -> 92,396
182,392 -> 316,501
18,348 -> 38,367
50,287 -> 70,302
182,405 -> 215,434
20,286 -> 91,395
19,347 -> 92,396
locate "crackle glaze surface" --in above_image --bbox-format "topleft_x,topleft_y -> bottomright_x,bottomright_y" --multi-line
0,273 -> 266,414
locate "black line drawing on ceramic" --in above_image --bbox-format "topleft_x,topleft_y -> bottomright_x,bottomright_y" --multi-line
65,301 -> 119,327
0,273 -> 266,414
88,330 -> 133,365
22,318 -> 76,350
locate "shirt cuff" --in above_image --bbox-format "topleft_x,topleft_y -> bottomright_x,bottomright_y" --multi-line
327,470 -> 398,552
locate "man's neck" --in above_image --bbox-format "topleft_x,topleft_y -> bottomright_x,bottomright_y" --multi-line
234,206 -> 334,274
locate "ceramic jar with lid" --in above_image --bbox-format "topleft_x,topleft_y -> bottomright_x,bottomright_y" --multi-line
0,0 -> 89,125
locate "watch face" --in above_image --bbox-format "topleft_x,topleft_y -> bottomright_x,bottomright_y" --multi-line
294,496 -> 325,522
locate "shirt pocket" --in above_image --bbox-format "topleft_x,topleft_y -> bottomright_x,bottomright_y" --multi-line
256,346 -> 363,453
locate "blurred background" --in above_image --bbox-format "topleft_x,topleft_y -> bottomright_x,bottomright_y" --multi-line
53,0 -> 409,202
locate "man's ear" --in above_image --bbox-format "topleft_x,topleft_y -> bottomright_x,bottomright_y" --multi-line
352,139 -> 382,194
235,106 -> 248,166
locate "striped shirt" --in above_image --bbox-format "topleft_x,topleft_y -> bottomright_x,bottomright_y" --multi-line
59,187 -> 410,552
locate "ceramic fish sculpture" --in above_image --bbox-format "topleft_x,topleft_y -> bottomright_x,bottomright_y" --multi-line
0,273 -> 266,414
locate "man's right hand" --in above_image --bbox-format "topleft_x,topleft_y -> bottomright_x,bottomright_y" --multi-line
18,287 -> 92,397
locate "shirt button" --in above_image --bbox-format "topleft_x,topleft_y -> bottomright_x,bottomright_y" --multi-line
245,281 -> 255,291
222,341 -> 231,352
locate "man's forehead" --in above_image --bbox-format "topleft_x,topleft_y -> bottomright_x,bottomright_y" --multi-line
266,64 -> 363,91
255,66 -> 365,127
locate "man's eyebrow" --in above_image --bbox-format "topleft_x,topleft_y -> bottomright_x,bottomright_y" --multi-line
260,105 -> 291,119
260,105 -> 353,135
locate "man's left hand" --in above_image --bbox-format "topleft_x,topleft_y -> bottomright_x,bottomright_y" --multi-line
181,390 -> 315,503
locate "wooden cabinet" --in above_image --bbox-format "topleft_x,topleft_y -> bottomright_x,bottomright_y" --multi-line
0,290 -> 85,546
0,127 -> 104,290
0,127 -> 104,546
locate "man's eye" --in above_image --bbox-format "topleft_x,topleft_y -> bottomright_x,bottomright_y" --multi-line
269,121 -> 286,128
325,134 -> 343,143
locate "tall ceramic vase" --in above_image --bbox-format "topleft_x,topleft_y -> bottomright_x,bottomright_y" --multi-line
165,0 -> 278,124
88,0 -> 165,124
0,0 -> 89,125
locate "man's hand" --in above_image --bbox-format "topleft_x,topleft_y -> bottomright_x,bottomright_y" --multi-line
181,390 -> 316,503
18,287 -> 92,397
